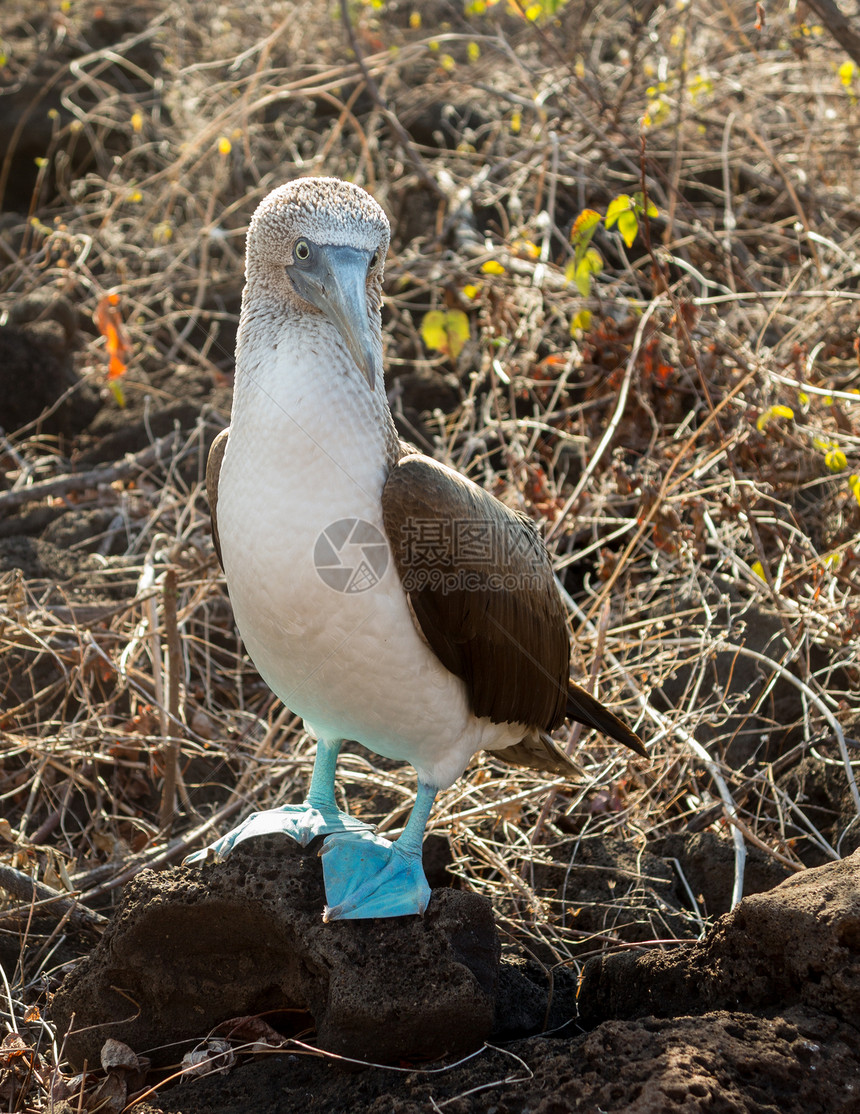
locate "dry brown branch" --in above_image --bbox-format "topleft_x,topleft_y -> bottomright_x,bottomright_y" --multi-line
802,0 -> 860,65
0,431 -> 182,514
0,865 -> 107,935
158,567 -> 182,832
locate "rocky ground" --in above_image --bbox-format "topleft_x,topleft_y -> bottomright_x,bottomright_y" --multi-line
1,1 -> 860,1111
44,841 -> 860,1114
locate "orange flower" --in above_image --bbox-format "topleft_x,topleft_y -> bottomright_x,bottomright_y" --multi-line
94,292 -> 131,380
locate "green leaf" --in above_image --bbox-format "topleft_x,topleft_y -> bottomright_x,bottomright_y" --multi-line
109,380 -> 126,408
633,191 -> 659,218
573,248 -> 603,297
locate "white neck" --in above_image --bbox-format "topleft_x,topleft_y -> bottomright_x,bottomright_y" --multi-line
228,298 -> 396,511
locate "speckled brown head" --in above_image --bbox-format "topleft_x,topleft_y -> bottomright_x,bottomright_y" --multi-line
247,177 -> 390,264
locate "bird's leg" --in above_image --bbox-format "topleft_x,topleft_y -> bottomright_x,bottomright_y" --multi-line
183,738 -> 372,864
320,780 -> 437,920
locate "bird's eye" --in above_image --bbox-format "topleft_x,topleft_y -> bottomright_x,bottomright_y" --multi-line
369,249 -> 380,269
294,240 -> 311,262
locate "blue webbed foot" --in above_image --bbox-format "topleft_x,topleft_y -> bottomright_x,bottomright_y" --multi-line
183,804 -> 373,864
320,830 -> 431,921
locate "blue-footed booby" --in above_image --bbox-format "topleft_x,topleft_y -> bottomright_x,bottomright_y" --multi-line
186,177 -> 645,920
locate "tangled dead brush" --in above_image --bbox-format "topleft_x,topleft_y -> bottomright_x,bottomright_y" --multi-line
1,0 -> 859,1106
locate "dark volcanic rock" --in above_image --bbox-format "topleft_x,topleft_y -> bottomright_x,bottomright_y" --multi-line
508,1009 -> 860,1114
51,837 -> 500,1069
579,847 -> 860,1028
106,1007 -> 860,1114
0,294 -> 100,439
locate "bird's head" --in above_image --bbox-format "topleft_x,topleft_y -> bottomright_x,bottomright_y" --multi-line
244,177 -> 390,391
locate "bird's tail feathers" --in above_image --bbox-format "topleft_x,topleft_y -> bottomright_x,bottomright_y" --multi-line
566,680 -> 646,757
492,731 -> 578,777
490,683 -> 645,777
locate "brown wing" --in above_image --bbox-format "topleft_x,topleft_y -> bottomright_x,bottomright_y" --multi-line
206,427 -> 229,569
381,453 -> 570,731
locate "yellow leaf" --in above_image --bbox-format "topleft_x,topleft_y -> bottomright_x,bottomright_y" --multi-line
420,309 -> 470,360
510,110 -> 521,133
824,448 -> 847,472
751,560 -> 766,581
440,53 -> 455,71
838,60 -> 855,87
756,404 -> 794,431
409,11 -> 421,28
570,208 -> 601,245
153,221 -> 173,244
462,284 -> 480,300
218,136 -> 232,155
467,42 -> 480,62
481,259 -> 505,275
131,112 -> 143,132
617,209 -> 639,248
570,309 -> 592,335
513,238 -> 540,258
850,475 -> 860,506
605,195 -> 632,229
